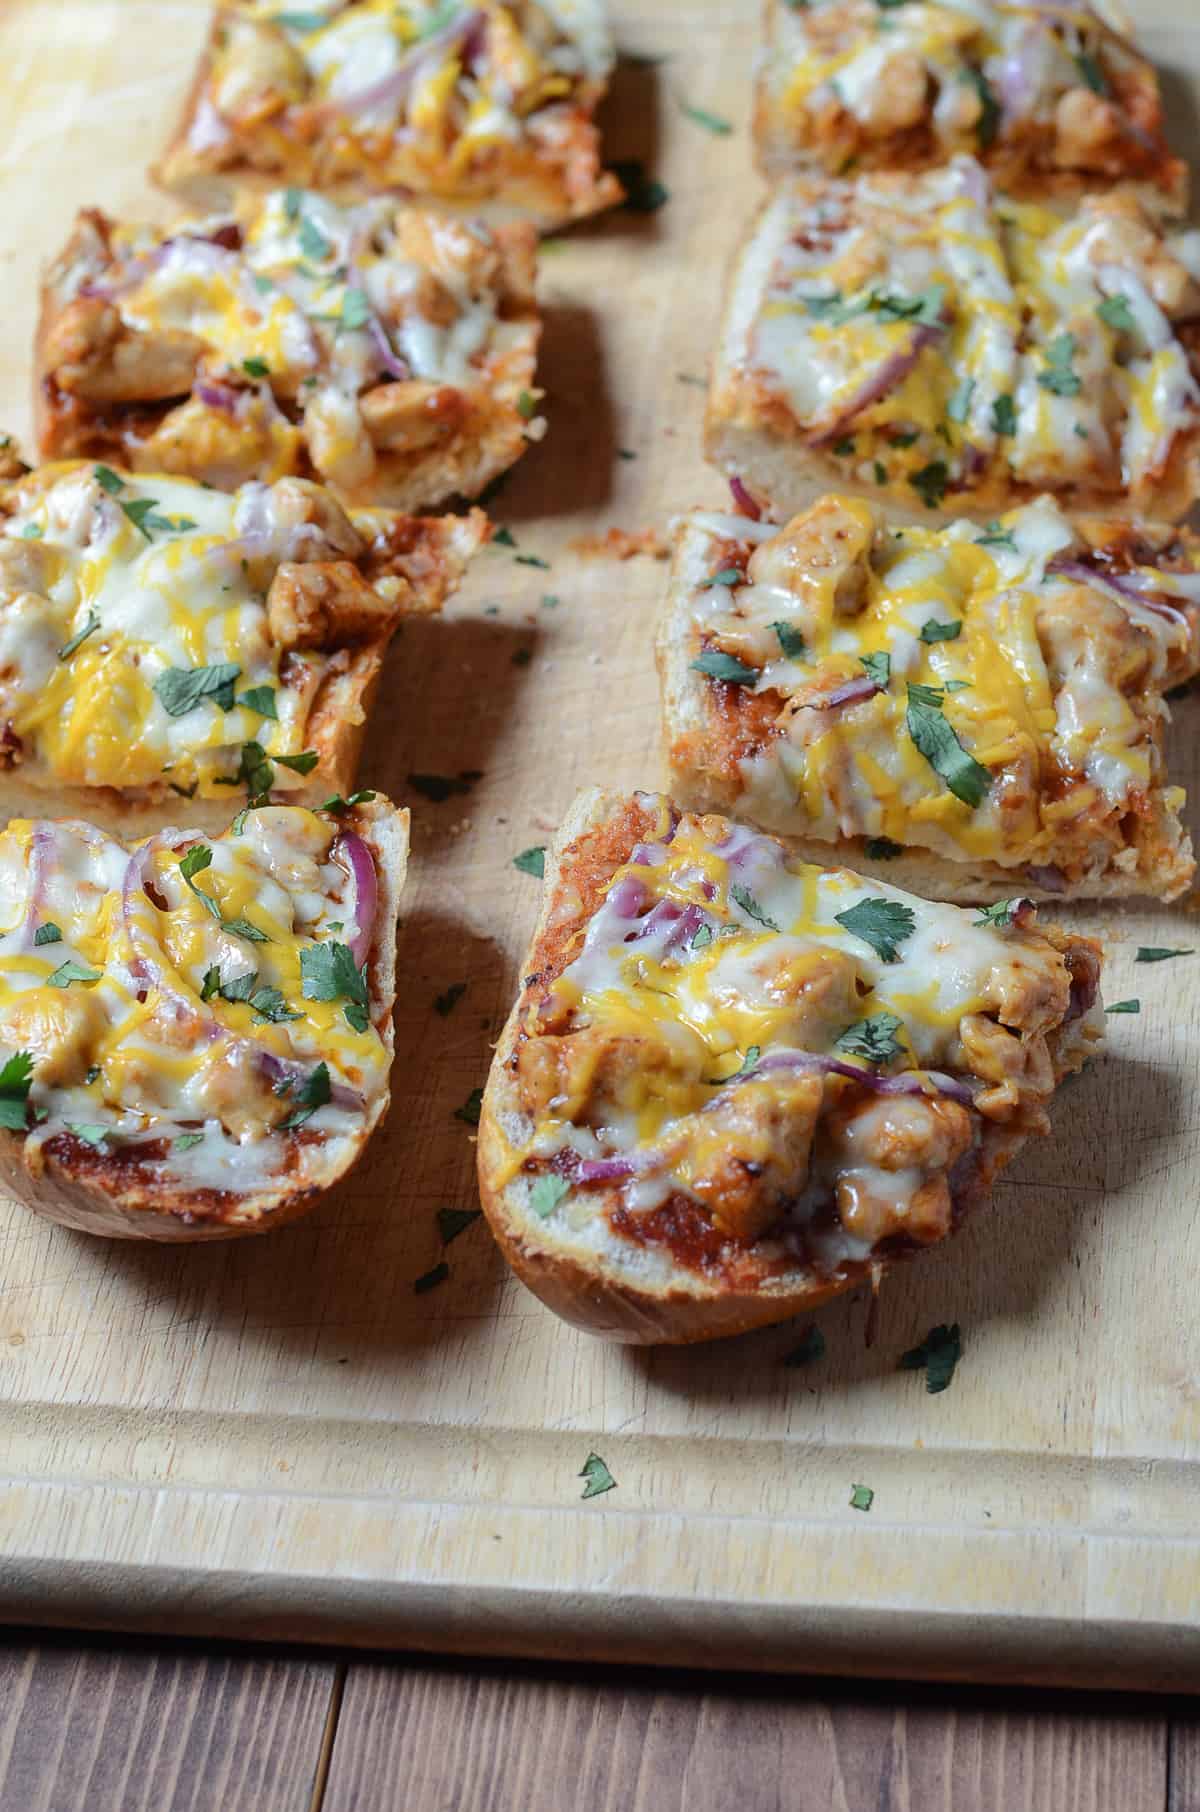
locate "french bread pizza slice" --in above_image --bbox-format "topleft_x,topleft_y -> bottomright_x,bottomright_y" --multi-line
0,795 -> 405,1240
39,196 -> 541,510
0,446 -> 486,834
708,159 -> 1200,524
658,496 -> 1200,902
478,789 -> 1104,1345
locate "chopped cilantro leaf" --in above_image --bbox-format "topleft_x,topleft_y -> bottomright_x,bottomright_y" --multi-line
701,567 -> 744,590
297,215 -> 332,261
783,1326 -> 826,1367
613,159 -> 668,212
919,618 -> 961,643
976,899 -> 1022,928
454,1086 -> 483,1126
731,883 -> 779,931
900,1322 -> 962,1393
834,898 -> 915,963
242,356 -> 270,379
864,837 -> 903,860
93,464 -> 124,494
516,389 -> 537,419
691,649 -> 758,685
975,524 -> 1018,552
408,772 -> 475,802
154,662 -> 240,718
0,1050 -> 34,1131
275,750 -> 319,775
530,1173 -> 571,1218
831,436 -> 856,457
1075,50 -> 1108,94
962,65 -> 999,148
946,376 -> 975,424
514,553 -> 550,570
850,1484 -> 874,1512
341,288 -> 370,331
438,1206 -> 481,1245
1037,332 -> 1081,397
513,846 -> 545,878
1097,294 -> 1135,333
225,916 -> 269,944
434,981 -> 468,1017
174,1132 -> 205,1152
910,461 -> 949,509
991,393 -> 1017,437
1106,998 -> 1140,1014
691,923 -> 713,950
873,460 -> 888,485
58,612 -> 101,661
319,790 -> 376,813
237,685 -> 277,719
1135,947 -> 1193,963
301,941 -> 368,1034
680,99 -> 732,135
413,1261 -> 450,1295
33,923 -> 62,946
579,1452 -> 617,1499
835,1012 -> 903,1065
200,965 -> 220,1001
279,1061 -> 331,1129
906,684 -> 990,807
492,526 -> 517,547
860,650 -> 891,688
46,959 -> 102,989
770,621 -> 806,659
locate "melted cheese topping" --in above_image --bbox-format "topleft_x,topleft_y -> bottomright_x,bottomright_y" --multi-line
201,1 -> 614,189
734,161 -> 1200,507
0,808 -> 389,1193
765,0 -> 1163,175
679,497 -> 1195,877
513,802 -> 1099,1259
57,194 -> 533,494
0,464 -> 360,796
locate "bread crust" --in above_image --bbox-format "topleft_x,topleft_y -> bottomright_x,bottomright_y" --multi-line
0,797 -> 407,1241
656,508 -> 1197,904
478,789 -> 1101,1344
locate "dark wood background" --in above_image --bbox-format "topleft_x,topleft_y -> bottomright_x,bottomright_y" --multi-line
1,1633 -> 1196,1810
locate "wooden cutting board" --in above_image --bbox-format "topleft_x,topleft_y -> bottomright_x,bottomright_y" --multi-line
0,0 -> 1198,1691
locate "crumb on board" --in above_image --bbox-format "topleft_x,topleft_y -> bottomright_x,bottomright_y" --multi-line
569,526 -> 670,560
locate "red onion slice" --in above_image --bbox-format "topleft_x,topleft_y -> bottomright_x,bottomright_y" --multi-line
809,325 -> 941,448
120,837 -> 226,1042
331,832 -> 378,969
745,1045 -> 978,1107
366,312 -> 411,381
326,11 -> 485,121
819,673 -> 883,710
729,475 -> 762,520
1047,556 -> 1190,633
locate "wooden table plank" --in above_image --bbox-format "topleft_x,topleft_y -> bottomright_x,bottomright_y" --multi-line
1169,1718 -> 1200,1811
0,1636 -> 338,1812
323,1659 -> 1170,1812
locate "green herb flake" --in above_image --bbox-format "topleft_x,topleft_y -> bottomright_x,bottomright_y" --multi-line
413,1261 -> 450,1295
906,684 -> 990,808
613,159 -> 668,213
873,461 -> 888,485
690,649 -> 758,686
271,10 -> 329,30
434,981 -> 468,1017
770,620 -> 806,659
514,553 -> 550,570
783,1326 -> 826,1368
834,897 -> 916,964
438,1206 -> 481,1245
731,883 -> 779,932
579,1452 -> 617,1499
831,436 -> 856,457
910,461 -> 949,509
976,899 -> 1021,928
835,1012 -> 904,1066
1037,332 -> 1081,398
513,846 -> 546,878
408,771 -> 475,803
279,1060 -> 331,1129
849,1483 -> 874,1512
541,593 -> 560,609
67,1122 -> 109,1148
680,99 -> 732,135
297,215 -> 333,262
340,287 -> 371,331
93,465 -> 124,495
975,523 -> 1018,552
237,685 -> 278,720
33,923 -> 62,947
1097,293 -> 1135,333
20,523 -> 43,539
516,389 -> 537,419
530,1173 -> 571,1218
990,393 -> 1017,437
962,64 -> 999,148
691,923 -> 713,950
275,750 -> 319,776
701,566 -> 744,590
492,526 -> 517,547
454,1086 -> 483,1125
860,651 -> 891,688
1075,50 -> 1108,95
242,356 -> 270,379
300,941 -> 369,1035
864,837 -> 903,860
900,1321 -> 962,1393
919,618 -> 962,644
0,1050 -> 34,1131
1135,947 -> 1193,963
318,790 -> 376,813
174,1132 -> 205,1152
46,959 -> 102,989
155,662 -> 241,718
1106,998 -> 1140,1014
58,612 -> 101,661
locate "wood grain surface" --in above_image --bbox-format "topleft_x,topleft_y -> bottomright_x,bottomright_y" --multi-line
0,0 -> 1198,1685
0,1636 -> 337,1812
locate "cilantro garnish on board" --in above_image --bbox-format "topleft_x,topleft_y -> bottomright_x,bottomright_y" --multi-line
900,1322 -> 963,1393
